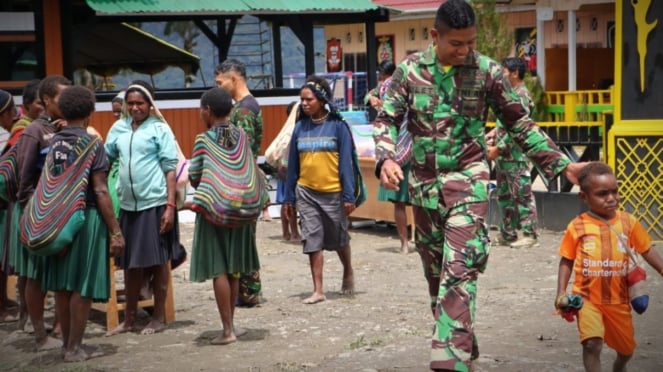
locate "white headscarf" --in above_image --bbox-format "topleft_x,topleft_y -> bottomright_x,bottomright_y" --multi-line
121,84 -> 165,121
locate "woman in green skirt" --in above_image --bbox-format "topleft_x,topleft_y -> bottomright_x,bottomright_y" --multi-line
373,62 -> 412,255
187,87 -> 260,346
41,86 -> 125,361
376,162 -> 411,254
0,89 -> 19,322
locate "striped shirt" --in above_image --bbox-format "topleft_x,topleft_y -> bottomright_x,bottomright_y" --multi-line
559,211 -> 652,305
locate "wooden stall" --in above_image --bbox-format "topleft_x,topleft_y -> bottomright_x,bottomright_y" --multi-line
348,121 -> 414,226
352,157 -> 414,227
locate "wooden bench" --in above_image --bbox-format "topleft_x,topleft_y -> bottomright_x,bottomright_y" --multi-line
6,275 -> 17,301
91,260 -> 176,331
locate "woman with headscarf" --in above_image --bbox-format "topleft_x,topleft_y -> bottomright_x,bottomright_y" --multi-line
104,81 -> 179,336
283,76 -> 360,304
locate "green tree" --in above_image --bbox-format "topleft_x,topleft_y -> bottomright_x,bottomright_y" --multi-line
473,1 -> 547,121
524,73 -> 548,122
164,21 -> 200,87
472,0 -> 513,62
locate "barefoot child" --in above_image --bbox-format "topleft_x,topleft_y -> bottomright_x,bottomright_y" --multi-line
556,162 -> 663,372
39,86 -> 125,361
14,75 -> 71,350
188,87 -> 262,345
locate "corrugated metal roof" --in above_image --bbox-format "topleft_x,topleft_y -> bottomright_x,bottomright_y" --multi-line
372,0 -> 442,12
242,0 -> 379,12
86,0 -> 380,15
73,22 -> 200,76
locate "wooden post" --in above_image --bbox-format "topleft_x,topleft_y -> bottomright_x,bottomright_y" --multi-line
42,0 -> 64,75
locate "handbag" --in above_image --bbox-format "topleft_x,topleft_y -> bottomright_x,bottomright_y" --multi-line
0,143 -> 19,202
190,124 -> 269,227
20,133 -> 100,256
265,102 -> 299,179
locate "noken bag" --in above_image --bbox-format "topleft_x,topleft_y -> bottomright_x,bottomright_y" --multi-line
20,134 -> 100,256
265,102 -> 299,179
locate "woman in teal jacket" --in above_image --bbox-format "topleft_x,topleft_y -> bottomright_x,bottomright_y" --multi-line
104,81 -> 178,336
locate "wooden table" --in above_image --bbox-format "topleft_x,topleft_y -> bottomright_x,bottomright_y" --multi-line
351,157 -> 414,228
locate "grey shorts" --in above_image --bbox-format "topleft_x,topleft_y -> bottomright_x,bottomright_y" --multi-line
295,185 -> 350,253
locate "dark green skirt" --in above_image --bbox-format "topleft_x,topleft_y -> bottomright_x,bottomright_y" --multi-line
0,207 -> 7,271
42,208 -> 110,302
8,203 -> 49,281
376,163 -> 410,204
189,214 -> 260,283
7,203 -> 21,274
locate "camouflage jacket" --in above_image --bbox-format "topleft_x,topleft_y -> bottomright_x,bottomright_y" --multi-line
373,45 -> 570,209
495,83 -> 534,163
230,95 -> 263,157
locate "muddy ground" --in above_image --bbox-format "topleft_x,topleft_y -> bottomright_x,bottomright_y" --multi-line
1,216 -> 663,372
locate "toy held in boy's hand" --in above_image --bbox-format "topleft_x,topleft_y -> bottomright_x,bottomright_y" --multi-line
626,264 -> 648,314
556,294 -> 583,322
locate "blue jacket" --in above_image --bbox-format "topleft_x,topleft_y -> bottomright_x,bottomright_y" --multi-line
105,116 -> 178,211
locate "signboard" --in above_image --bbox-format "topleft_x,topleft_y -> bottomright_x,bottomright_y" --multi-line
376,34 -> 395,64
327,38 -> 342,72
515,27 -> 537,73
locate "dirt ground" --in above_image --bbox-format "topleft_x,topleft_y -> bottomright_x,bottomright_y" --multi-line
1,216 -> 663,372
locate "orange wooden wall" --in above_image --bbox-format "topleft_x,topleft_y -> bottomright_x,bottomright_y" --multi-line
89,104 -> 290,158
544,48 -> 614,91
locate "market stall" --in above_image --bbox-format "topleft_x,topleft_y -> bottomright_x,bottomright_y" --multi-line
348,118 -> 414,226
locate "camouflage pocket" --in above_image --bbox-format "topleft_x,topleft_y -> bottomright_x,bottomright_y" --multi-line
473,217 -> 490,273
452,69 -> 486,118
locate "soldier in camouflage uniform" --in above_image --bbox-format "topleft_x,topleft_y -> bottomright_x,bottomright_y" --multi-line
486,57 -> 539,249
215,59 -> 264,307
372,1 -> 584,371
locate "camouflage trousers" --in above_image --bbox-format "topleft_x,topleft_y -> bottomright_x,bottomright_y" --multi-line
413,200 -> 490,371
495,159 -> 537,241
238,271 -> 262,306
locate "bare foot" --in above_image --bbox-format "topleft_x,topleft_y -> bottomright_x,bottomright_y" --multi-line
51,324 -> 62,340
340,270 -> 354,295
64,344 -> 104,362
105,321 -> 136,337
283,233 -> 291,241
302,293 -> 326,304
400,242 -> 410,255
37,335 -> 62,351
290,234 -> 301,242
210,332 -> 236,345
234,325 -> 247,337
140,319 -> 165,335
0,311 -> 19,323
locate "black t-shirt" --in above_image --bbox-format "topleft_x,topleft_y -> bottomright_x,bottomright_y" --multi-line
49,127 -> 108,207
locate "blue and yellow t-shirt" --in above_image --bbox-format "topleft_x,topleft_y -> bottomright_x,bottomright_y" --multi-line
284,116 -> 355,204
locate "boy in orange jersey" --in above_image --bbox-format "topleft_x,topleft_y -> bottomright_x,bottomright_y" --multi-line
555,162 -> 663,372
